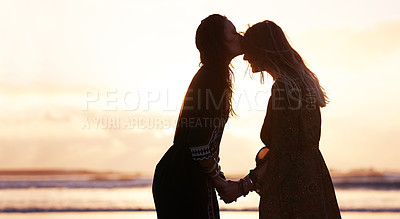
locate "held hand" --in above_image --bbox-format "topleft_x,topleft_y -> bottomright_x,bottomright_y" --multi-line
222,180 -> 243,203
212,177 -> 242,203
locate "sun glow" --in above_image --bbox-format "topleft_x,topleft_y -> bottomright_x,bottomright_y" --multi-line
1,0 -> 400,175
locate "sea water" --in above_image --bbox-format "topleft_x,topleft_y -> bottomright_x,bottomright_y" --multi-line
0,174 -> 399,218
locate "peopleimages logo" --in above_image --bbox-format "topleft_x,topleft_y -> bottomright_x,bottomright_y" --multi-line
81,88 -> 318,130
82,88 -> 272,112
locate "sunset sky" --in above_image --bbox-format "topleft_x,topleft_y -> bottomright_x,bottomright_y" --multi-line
1,0 -> 399,176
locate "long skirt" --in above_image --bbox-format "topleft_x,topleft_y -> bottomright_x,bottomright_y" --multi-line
259,149 -> 341,218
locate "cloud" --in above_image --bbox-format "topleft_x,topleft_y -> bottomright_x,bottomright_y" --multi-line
1,2 -> 399,175
0,128 -> 172,175
293,19 -> 400,72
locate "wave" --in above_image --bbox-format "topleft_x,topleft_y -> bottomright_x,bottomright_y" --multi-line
1,207 -> 400,213
332,175 -> 400,190
2,175 -> 400,190
0,178 -> 152,189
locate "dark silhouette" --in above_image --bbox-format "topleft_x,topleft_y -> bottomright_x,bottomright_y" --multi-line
152,14 -> 243,219
230,20 -> 342,218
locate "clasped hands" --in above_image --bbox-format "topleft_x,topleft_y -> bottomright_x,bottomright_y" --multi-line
212,176 -> 248,204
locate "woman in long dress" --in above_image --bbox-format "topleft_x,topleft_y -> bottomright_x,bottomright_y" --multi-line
232,20 -> 341,218
152,14 -> 243,219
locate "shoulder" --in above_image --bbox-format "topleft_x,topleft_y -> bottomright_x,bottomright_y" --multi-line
272,79 -> 286,89
191,67 -> 218,88
270,80 -> 303,110
271,80 -> 287,99
190,68 -> 226,98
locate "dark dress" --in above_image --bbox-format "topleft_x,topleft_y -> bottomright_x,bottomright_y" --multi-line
253,80 -> 341,219
152,67 -> 229,219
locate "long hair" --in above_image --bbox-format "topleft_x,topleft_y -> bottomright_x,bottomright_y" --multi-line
195,14 -> 236,116
243,20 -> 328,108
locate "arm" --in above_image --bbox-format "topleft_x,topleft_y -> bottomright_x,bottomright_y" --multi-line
178,79 -> 235,201
186,125 -> 239,202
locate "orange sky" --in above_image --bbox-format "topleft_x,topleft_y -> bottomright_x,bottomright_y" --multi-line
1,0 -> 400,176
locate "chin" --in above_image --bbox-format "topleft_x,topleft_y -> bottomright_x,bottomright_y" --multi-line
251,67 -> 261,73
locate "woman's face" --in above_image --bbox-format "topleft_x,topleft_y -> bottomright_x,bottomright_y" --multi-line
223,20 -> 243,58
243,53 -> 263,73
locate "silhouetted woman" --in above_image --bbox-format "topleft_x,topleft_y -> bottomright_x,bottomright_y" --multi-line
152,14 -> 243,219
231,20 -> 341,218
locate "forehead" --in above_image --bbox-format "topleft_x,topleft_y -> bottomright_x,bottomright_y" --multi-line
224,20 -> 235,31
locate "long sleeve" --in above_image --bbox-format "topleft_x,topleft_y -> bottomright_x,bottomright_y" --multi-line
187,125 -> 224,161
257,81 -> 301,194
173,69 -> 229,175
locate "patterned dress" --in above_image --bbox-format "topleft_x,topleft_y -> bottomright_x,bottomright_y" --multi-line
152,67 -> 229,219
251,80 -> 341,219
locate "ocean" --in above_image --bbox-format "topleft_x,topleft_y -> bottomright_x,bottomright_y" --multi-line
0,171 -> 400,218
